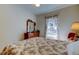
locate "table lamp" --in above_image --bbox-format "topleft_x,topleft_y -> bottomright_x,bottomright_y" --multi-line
71,21 -> 79,38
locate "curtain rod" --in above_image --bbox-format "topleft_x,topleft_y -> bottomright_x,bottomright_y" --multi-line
45,15 -> 58,19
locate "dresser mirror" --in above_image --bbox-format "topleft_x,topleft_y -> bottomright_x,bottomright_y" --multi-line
24,19 -> 39,39
27,19 -> 36,32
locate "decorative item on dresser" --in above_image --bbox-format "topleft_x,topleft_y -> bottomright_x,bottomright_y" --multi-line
24,19 -> 40,39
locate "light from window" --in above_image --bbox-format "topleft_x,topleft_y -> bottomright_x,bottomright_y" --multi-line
46,16 -> 58,39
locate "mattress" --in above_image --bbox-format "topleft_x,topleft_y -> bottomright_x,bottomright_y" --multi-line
0,37 -> 68,55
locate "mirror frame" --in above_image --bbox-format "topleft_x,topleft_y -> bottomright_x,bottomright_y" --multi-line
26,19 -> 36,32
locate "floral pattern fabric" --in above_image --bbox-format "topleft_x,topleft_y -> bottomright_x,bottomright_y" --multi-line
0,37 -> 68,55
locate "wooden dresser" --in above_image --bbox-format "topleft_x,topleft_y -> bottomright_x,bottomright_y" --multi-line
24,19 -> 40,39
24,31 -> 40,39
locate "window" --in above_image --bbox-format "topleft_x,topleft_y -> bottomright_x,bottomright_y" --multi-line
46,16 -> 58,39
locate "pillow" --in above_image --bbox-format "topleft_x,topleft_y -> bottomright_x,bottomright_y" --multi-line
67,41 -> 79,55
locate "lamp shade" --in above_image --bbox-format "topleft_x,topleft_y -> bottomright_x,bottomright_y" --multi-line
71,22 -> 79,31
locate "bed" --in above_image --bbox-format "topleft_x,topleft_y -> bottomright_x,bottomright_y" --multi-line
0,37 -> 68,55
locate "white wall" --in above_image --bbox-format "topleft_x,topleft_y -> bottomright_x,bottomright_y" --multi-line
36,16 -> 46,37
0,5 -> 36,48
58,5 -> 79,41
36,5 -> 79,41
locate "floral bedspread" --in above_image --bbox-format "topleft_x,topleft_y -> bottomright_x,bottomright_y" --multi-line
0,37 -> 68,55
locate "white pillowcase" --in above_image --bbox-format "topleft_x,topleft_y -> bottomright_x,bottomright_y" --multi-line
67,41 -> 79,55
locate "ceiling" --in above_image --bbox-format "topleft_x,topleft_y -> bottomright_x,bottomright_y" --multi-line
17,4 -> 75,15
